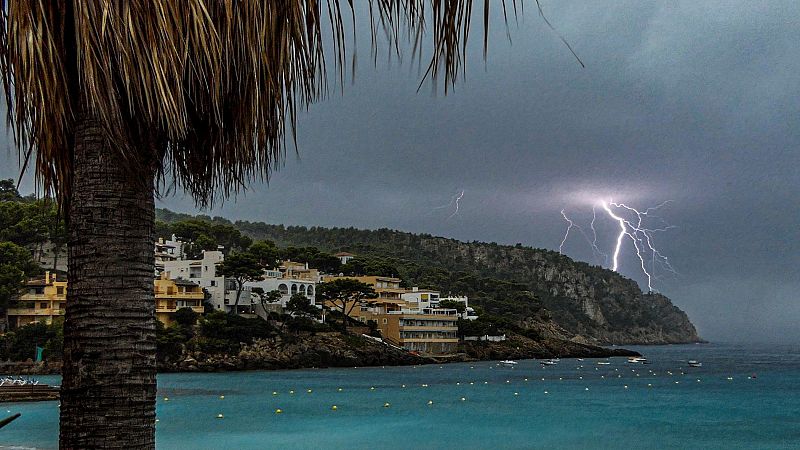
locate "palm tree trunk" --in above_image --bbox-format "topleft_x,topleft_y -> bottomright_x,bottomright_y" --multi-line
60,114 -> 157,448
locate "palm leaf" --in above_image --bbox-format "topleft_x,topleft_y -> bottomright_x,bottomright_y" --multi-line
0,1 -> 522,206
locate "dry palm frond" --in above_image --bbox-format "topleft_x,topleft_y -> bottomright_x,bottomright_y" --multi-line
0,1 -> 524,206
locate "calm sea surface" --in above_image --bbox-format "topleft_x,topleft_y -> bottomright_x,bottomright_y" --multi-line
2,343 -> 799,449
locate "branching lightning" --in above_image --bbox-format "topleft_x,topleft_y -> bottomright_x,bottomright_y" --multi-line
560,198 -> 677,292
433,189 -> 465,219
560,208 -> 608,265
448,190 -> 464,219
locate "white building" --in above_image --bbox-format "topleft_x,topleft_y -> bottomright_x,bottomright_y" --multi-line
155,235 -> 185,275
161,250 -> 246,313
334,252 -> 355,265
246,276 -> 316,315
438,295 -> 479,320
401,287 -> 441,309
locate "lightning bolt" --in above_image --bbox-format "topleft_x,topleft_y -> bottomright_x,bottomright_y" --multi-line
448,190 -> 465,219
433,189 -> 465,219
560,208 -> 608,265
559,197 -> 676,293
559,209 -> 577,254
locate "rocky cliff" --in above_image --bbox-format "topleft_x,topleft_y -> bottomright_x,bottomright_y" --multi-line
156,209 -> 702,345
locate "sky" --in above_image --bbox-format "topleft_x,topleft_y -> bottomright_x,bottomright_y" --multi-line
2,1 -> 799,343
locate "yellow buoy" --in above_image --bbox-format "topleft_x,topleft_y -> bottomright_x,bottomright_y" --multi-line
219,395 -> 225,399
163,397 -> 169,401
216,413 -> 224,419
275,409 -> 283,414
331,405 -> 338,411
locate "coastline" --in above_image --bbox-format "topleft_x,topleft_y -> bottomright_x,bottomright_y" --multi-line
1,332 -> 640,376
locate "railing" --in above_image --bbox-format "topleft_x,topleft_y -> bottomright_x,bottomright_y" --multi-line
399,325 -> 458,331
156,306 -> 204,313
154,292 -> 203,299
19,294 -> 64,301
7,308 -> 64,316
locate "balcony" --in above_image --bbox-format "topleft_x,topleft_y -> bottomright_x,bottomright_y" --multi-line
399,338 -> 459,343
7,308 -> 64,317
155,305 -> 204,314
400,325 -> 458,332
155,292 -> 204,299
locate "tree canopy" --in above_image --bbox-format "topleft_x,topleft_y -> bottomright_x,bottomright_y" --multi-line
317,279 -> 377,329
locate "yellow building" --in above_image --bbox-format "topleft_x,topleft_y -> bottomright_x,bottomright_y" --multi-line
154,274 -> 205,326
7,272 -> 67,328
321,275 -> 409,315
375,309 -> 459,355
320,275 -> 460,355
7,272 -> 205,329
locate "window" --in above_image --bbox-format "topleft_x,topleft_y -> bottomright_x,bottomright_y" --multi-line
291,284 -> 298,295
40,302 -> 48,309
299,285 -> 306,294
278,284 -> 288,294
382,318 -> 388,324
306,286 -> 314,296
56,286 -> 64,296
210,280 -> 216,287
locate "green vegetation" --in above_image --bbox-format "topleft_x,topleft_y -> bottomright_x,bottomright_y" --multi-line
217,252 -> 264,314
317,279 -> 378,330
0,319 -> 63,362
155,208 -> 698,344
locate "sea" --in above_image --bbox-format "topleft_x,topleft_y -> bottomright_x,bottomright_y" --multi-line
1,343 -> 799,449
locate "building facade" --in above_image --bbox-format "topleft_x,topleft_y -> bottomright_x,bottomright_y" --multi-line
7,272 -> 67,328
153,275 -> 205,326
161,250 -> 244,313
375,308 -> 459,354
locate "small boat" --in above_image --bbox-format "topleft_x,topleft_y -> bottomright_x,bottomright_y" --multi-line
597,361 -> 611,365
627,357 -> 647,364
687,360 -> 702,367
539,359 -> 558,366
500,360 -> 518,366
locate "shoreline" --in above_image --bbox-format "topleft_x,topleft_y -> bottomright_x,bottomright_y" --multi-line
1,332 -> 645,376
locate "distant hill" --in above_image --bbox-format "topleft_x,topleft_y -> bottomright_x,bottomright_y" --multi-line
156,208 -> 700,345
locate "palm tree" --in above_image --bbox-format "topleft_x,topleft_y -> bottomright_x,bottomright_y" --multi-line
0,1 -> 515,447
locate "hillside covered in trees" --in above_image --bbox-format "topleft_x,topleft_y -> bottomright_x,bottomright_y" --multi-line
156,208 -> 700,345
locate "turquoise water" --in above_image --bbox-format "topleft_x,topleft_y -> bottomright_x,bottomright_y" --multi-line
2,343 -> 800,449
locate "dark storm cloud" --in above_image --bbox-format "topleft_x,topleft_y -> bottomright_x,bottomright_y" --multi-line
3,1 -> 799,342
